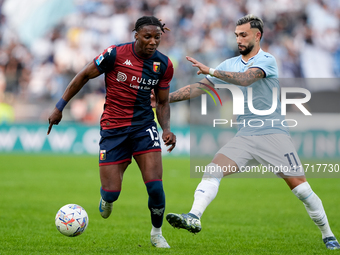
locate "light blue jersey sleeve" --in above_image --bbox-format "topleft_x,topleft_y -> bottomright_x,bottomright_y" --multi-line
249,53 -> 278,78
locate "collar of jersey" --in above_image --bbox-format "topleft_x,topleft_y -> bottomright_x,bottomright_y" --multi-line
241,48 -> 263,65
132,41 -> 156,60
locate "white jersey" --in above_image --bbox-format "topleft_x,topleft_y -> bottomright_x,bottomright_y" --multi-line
206,49 -> 289,137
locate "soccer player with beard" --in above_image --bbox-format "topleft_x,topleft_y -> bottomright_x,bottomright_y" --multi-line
165,14 -> 339,250
48,16 -> 176,248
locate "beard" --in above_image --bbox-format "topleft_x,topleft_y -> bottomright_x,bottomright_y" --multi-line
238,43 -> 254,55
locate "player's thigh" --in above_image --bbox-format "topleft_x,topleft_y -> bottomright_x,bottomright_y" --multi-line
98,127 -> 133,190
134,152 -> 163,182
100,162 -> 130,190
215,136 -> 256,176
212,153 -> 239,177
99,127 -> 133,166
253,134 -> 305,177
131,121 -> 163,182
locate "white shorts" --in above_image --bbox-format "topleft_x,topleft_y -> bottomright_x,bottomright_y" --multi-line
216,134 -> 305,177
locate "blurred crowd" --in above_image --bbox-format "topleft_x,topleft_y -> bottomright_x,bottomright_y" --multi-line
0,0 -> 340,124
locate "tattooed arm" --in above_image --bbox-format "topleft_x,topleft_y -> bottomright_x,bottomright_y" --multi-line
186,56 -> 264,86
168,56 -> 265,104
169,78 -> 212,103
214,68 -> 264,86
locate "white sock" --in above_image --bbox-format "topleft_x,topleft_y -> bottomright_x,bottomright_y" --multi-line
189,163 -> 223,218
151,226 -> 162,236
292,182 -> 333,239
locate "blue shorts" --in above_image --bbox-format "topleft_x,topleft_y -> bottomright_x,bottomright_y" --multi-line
99,121 -> 161,166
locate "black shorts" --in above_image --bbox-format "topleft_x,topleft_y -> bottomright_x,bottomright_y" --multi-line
99,121 -> 161,166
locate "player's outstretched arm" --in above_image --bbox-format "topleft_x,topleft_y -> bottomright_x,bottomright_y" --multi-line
169,78 -> 214,103
186,56 -> 264,86
156,88 -> 176,152
47,61 -> 101,135
213,68 -> 264,86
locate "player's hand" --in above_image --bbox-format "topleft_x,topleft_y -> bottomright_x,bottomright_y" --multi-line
47,108 -> 63,135
186,56 -> 210,75
162,130 -> 176,152
150,89 -> 156,108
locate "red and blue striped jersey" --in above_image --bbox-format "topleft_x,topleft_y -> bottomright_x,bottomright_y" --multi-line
94,42 -> 173,129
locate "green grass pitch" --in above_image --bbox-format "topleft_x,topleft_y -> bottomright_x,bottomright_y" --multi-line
0,154 -> 339,254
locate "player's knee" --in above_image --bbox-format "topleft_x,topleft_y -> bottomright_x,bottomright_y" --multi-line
100,187 -> 121,203
202,163 -> 223,183
145,180 -> 165,204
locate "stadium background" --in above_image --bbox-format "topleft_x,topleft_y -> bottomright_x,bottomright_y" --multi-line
1,1 -> 340,254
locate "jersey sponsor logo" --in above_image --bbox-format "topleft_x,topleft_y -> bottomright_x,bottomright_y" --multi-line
100,150 -> 106,160
131,76 -> 159,86
116,71 -> 127,82
247,62 -> 254,67
96,54 -> 104,65
115,72 -> 159,89
123,59 -> 133,66
153,62 -> 160,73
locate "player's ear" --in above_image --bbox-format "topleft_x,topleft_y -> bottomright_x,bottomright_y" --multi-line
256,31 -> 261,41
134,32 -> 138,41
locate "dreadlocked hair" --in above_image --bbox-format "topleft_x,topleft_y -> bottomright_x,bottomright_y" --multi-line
132,16 -> 170,33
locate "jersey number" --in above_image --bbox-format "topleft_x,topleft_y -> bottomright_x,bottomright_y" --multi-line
284,152 -> 299,170
146,127 -> 159,141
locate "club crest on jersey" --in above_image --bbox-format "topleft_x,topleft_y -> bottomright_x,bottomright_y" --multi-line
100,150 -> 106,161
153,62 -> 161,73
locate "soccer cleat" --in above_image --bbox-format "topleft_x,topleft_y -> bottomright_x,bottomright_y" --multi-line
150,234 -> 170,248
323,236 -> 340,250
99,197 -> 113,219
166,213 -> 201,234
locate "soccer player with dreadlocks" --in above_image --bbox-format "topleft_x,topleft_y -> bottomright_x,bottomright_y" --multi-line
47,16 -> 176,248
